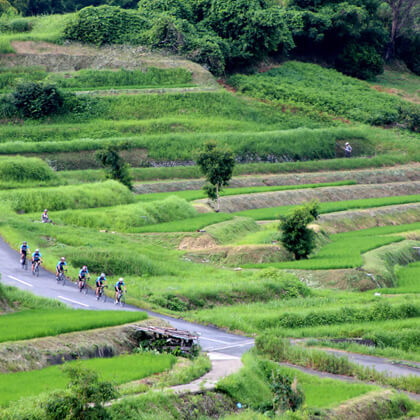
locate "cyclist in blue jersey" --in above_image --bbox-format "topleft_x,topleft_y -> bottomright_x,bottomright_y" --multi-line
56,257 -> 67,278
31,249 -> 42,273
19,241 -> 30,263
114,278 -> 127,304
78,265 -> 90,290
96,273 -> 107,298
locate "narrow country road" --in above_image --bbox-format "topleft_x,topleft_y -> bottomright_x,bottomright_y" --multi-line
0,236 -> 254,357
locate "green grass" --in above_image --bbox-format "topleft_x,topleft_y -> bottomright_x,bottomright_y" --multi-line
0,351 -> 175,407
245,223 -> 420,270
236,194 -> 420,221
0,309 -> 147,343
52,196 -> 198,231
0,180 -> 134,213
373,69 -> 420,100
136,180 -> 357,202
229,61 -> 420,128
0,67 -> 194,92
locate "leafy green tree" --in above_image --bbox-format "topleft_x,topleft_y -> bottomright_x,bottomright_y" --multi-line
279,201 -> 319,260
96,144 -> 133,190
44,365 -> 117,420
196,141 -> 235,212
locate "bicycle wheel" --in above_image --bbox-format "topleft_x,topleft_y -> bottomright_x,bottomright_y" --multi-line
35,264 -> 39,277
61,274 -> 65,286
83,282 -> 88,295
120,293 -> 126,307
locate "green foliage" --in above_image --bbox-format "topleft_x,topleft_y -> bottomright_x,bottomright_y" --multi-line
206,217 -> 260,244
44,365 -> 117,420
11,82 -> 65,119
271,371 -> 305,413
336,43 -> 384,80
280,201 -> 319,260
0,180 -> 134,213
64,2 -> 295,74
96,144 -> 133,190
0,308 -> 147,342
229,61 -> 420,130
0,156 -> 54,182
197,141 -> 235,210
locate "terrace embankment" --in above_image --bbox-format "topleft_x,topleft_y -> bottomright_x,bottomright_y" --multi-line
317,203 -> 420,234
0,319 -> 165,373
202,181 -> 420,213
3,41 -> 217,87
135,164 -> 420,194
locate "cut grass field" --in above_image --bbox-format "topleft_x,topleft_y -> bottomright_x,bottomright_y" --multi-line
0,352 -> 175,407
0,309 -> 147,343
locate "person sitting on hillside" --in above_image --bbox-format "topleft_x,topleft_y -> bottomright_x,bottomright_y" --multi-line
56,257 -> 67,279
114,278 -> 127,304
20,241 -> 30,264
41,209 -> 50,223
31,249 -> 42,273
96,273 -> 107,298
79,265 -> 90,290
344,142 -> 352,158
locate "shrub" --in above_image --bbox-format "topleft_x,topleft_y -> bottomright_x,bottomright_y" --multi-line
336,43 -> 384,80
0,157 -> 54,182
11,82 -> 65,119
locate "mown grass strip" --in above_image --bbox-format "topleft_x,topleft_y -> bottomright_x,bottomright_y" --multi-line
136,180 -> 357,202
235,194 -> 420,220
0,309 -> 147,343
0,352 -> 175,407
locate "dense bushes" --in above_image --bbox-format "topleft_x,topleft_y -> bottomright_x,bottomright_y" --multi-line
64,3 -> 295,74
229,62 -> 420,131
0,157 -> 54,182
0,180 -> 134,212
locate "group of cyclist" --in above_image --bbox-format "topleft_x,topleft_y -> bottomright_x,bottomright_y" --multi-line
19,241 -> 127,303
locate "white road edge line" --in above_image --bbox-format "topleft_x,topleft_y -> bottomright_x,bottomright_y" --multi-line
199,337 -> 232,345
7,275 -> 33,287
58,296 -> 89,308
207,340 -> 255,352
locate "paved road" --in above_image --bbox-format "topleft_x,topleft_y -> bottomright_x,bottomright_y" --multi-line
0,236 -> 254,357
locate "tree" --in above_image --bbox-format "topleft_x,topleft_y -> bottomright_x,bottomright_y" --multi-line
44,365 -> 117,420
384,0 -> 420,60
279,201 -> 319,260
196,141 -> 235,212
96,143 -> 133,190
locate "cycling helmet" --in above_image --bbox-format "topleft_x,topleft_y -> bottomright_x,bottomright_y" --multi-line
100,273 -> 105,278
44,209 -> 48,212
83,265 -> 87,270
118,277 -> 124,283
61,257 -> 65,261
23,241 -> 27,245
35,249 -> 39,252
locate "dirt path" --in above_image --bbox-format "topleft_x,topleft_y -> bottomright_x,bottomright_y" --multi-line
75,86 -> 218,96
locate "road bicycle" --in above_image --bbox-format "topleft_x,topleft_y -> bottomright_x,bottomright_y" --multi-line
20,255 -> 28,270
116,290 -> 126,307
32,261 -> 41,277
56,270 -> 67,286
96,285 -> 107,302
79,278 -> 88,295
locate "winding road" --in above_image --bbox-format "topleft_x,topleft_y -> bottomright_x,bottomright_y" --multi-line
0,236 -> 254,357
1,236 -> 420,384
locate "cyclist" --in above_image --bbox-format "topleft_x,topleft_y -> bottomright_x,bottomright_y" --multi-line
96,273 -> 107,298
19,241 -> 30,265
56,257 -> 67,279
31,249 -> 42,273
114,278 -> 127,304
78,265 -> 90,290
41,209 -> 49,223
